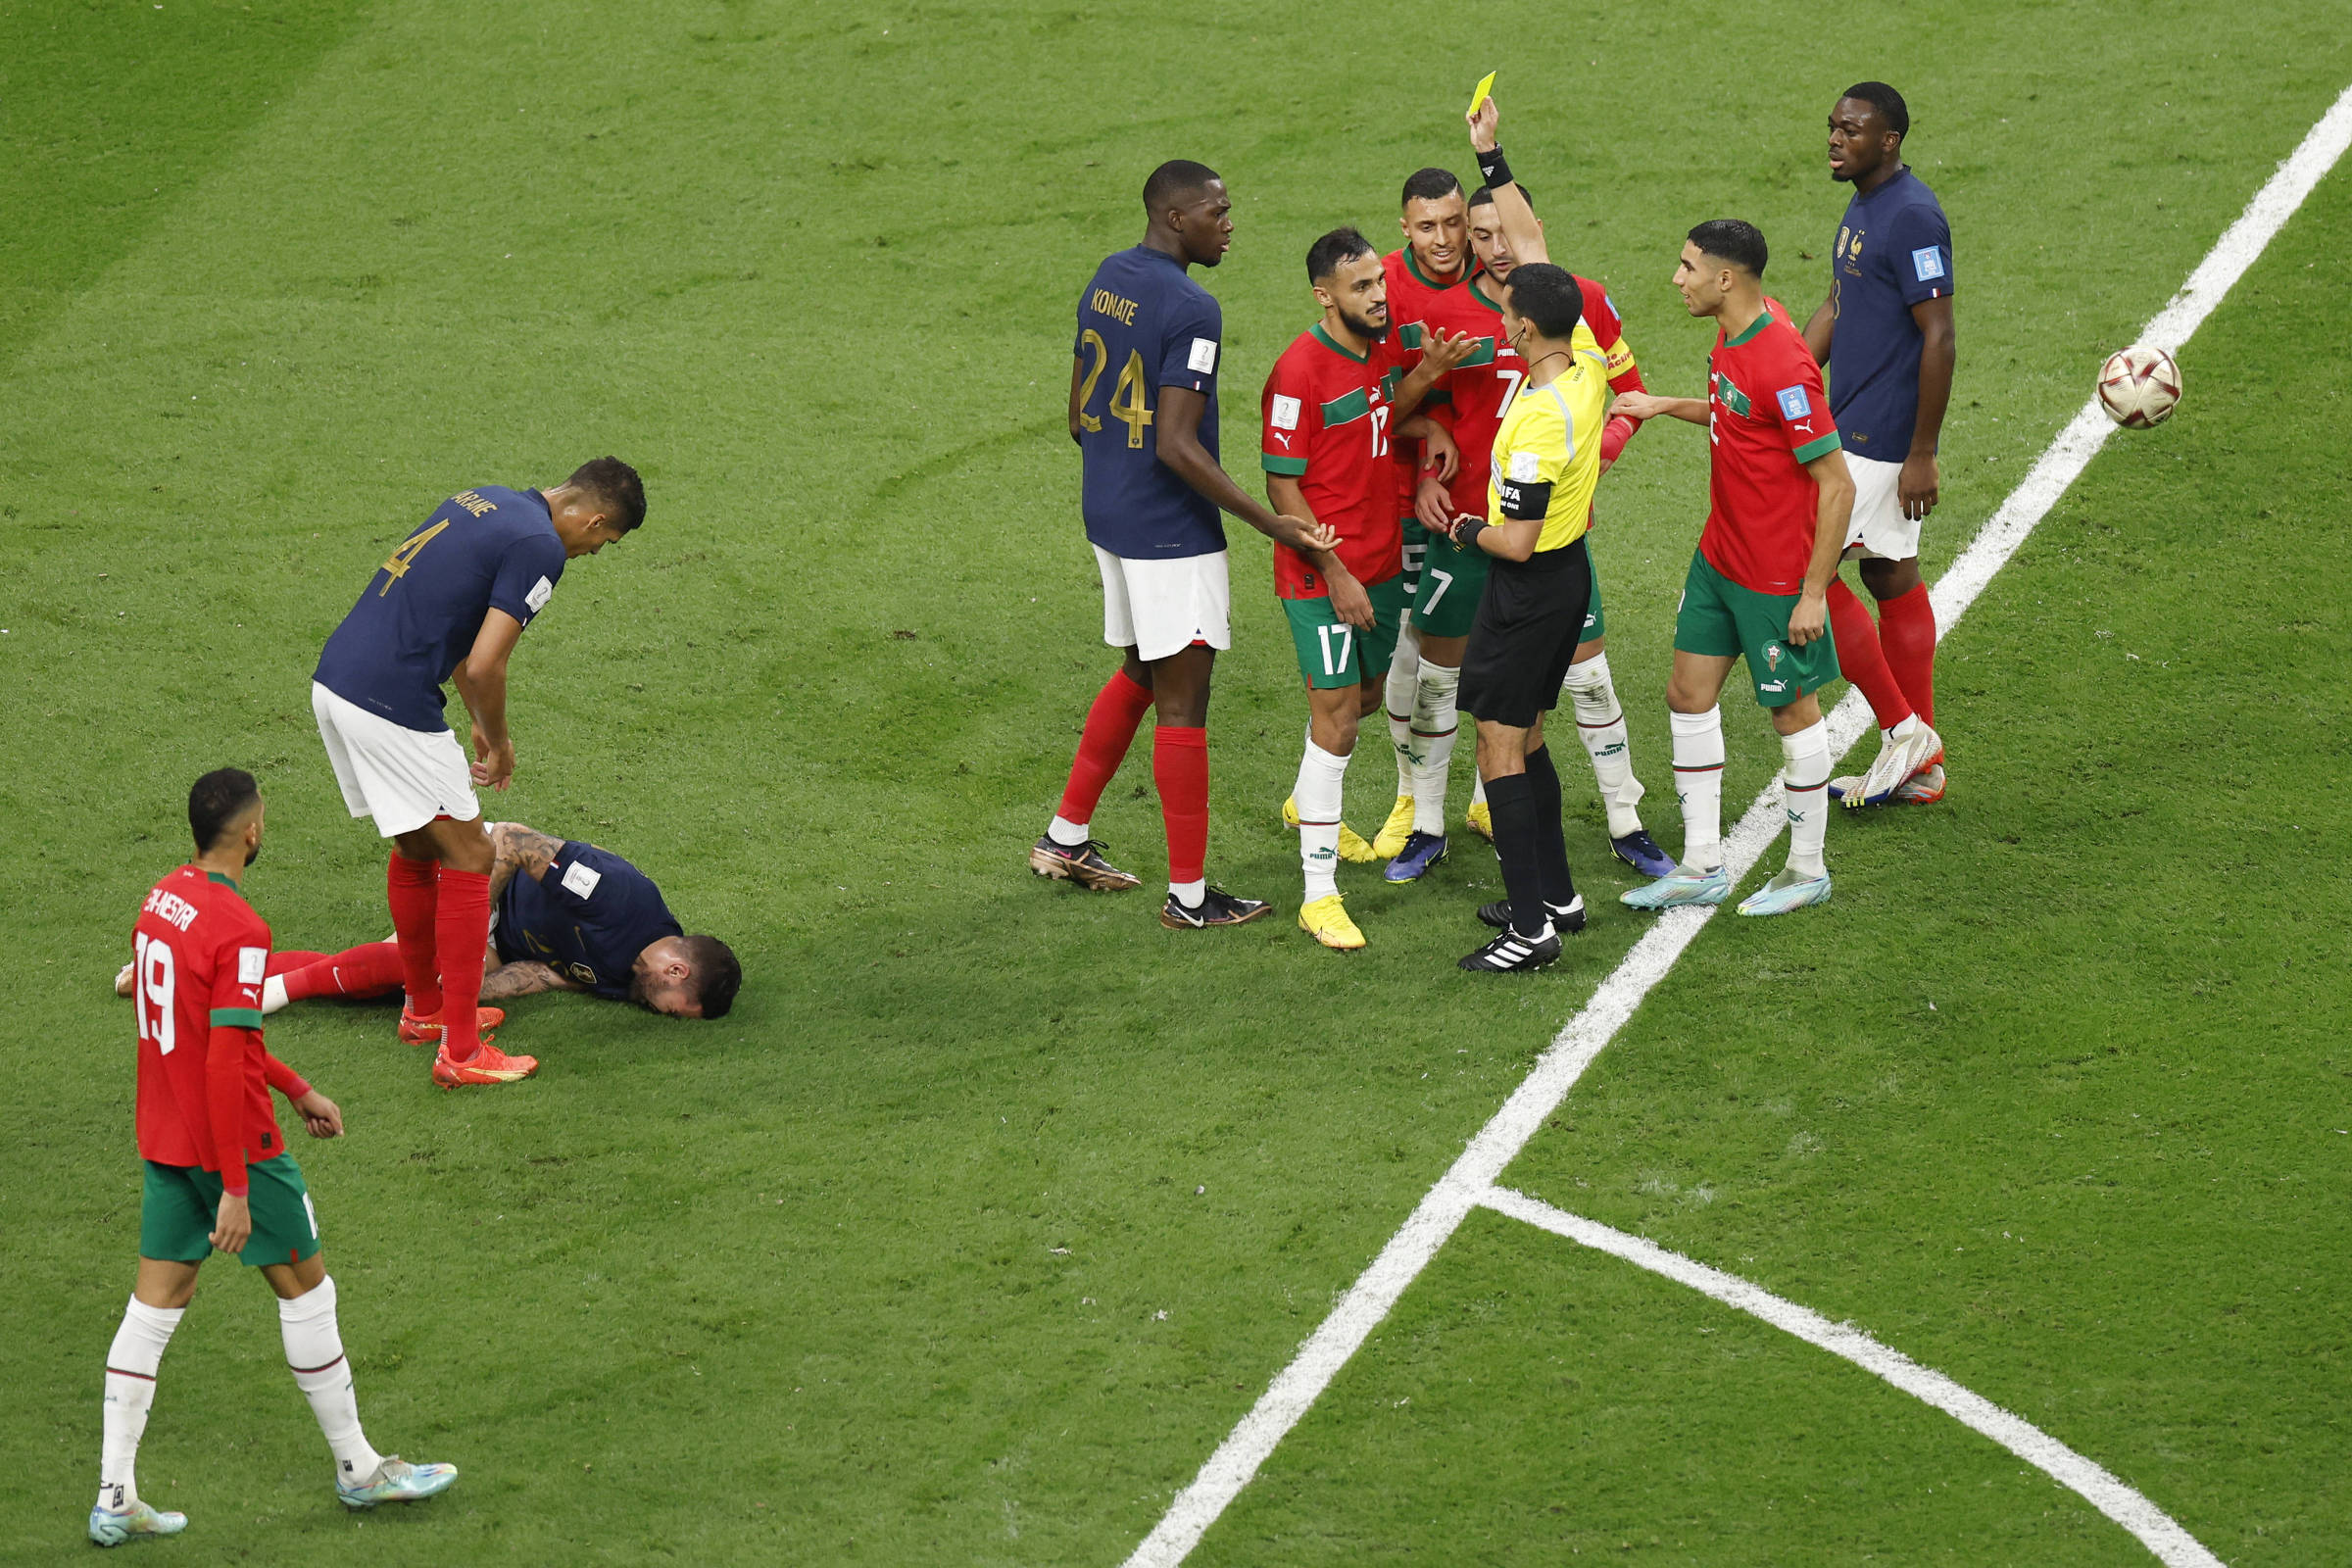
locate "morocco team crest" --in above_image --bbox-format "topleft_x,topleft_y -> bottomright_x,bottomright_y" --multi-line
1764,643 -> 1784,671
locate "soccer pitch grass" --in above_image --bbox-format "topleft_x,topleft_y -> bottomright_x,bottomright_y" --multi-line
3,3 -> 2348,1563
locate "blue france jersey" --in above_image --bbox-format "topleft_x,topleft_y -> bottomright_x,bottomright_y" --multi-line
313,486 -> 567,733
1074,246 -> 1226,560
1827,168 -> 1955,457
494,841 -> 683,1001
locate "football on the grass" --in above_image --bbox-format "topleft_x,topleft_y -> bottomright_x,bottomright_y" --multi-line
2097,345 -> 2181,427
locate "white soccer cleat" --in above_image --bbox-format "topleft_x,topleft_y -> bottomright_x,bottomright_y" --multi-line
89,1497 -> 186,1546
1843,721 -> 1943,809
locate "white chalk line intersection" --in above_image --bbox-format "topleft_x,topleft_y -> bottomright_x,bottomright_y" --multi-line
1124,78 -> 2352,1568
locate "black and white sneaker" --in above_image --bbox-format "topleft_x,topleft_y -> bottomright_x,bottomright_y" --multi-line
1029,835 -> 1141,891
1457,924 -> 1563,972
1159,885 -> 1274,930
1476,893 -> 1586,935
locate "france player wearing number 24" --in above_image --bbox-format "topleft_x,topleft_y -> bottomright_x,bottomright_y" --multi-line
1030,160 -> 1339,930
311,457 -> 645,1088
94,769 -> 455,1547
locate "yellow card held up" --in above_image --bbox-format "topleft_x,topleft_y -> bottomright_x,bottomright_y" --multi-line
1468,71 -> 1496,115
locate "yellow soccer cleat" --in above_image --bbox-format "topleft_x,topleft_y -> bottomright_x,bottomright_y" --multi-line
1284,796 -> 1379,863
1465,800 -> 1494,842
1298,893 -> 1366,951
1371,794 -> 1416,858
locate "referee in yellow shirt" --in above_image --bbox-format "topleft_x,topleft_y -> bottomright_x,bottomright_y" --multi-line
1443,260 -> 1609,972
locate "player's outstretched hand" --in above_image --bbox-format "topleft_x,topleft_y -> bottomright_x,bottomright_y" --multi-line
210,1191 -> 252,1254
1609,392 -> 1666,423
1467,97 -> 1500,153
1267,513 -> 1341,556
1420,324 -> 1479,379
1413,473 -> 1454,532
1421,422 -> 1462,483
292,1089 -> 344,1139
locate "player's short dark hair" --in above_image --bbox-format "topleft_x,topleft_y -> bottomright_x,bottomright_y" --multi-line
1467,182 -> 1535,213
1305,225 -> 1376,284
565,457 -> 646,532
1840,80 -> 1909,140
1400,167 -> 1464,207
1143,159 -> 1221,213
188,767 -> 260,853
681,935 -> 741,1020
1687,218 -> 1769,277
1503,263 -> 1584,339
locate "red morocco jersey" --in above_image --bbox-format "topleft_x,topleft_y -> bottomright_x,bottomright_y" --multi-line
130,866 -> 284,1183
1701,298 -> 1842,594
1261,325 -> 1409,599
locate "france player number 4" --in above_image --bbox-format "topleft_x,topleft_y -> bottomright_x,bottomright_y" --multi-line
1107,352 -> 1153,448
376,518 -> 451,597
132,932 -> 175,1056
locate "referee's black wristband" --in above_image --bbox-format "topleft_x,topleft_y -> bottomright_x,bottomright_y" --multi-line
1456,518 -> 1489,553
1476,145 -> 1513,189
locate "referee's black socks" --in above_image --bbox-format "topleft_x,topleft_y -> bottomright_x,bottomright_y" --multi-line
1484,771 -> 1551,940
1522,746 -> 1578,911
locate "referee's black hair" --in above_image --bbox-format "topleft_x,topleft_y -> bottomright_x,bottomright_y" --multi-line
1305,225 -> 1376,284
566,457 -> 647,533
1502,262 -> 1584,339
1840,80 -> 1909,140
189,767 -> 260,853
1144,159 -> 1222,213
1687,218 -> 1769,278
1400,167 -> 1464,207
1468,182 -> 1535,213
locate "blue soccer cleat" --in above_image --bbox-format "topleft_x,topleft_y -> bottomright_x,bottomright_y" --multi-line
1384,830 -> 1448,883
89,1497 -> 186,1546
1737,868 -> 1834,916
1620,863 -> 1732,909
337,1455 -> 459,1510
1610,828 -> 1676,879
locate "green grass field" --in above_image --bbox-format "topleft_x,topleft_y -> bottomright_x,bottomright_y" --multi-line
4,3 -> 2348,1562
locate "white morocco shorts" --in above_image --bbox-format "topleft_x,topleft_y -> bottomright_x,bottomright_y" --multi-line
312,681 -> 480,838
1842,452 -> 1924,562
1094,546 -> 1231,662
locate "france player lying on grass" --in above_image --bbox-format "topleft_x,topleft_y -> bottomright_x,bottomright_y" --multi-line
118,822 -> 740,1022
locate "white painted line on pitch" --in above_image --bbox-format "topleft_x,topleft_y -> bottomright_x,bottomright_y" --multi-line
1122,78 -> 2352,1568
1480,1186 -> 2225,1568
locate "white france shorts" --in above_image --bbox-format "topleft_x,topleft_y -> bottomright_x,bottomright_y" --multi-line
311,681 -> 480,838
1093,546 -> 1230,663
1841,453 -> 1924,563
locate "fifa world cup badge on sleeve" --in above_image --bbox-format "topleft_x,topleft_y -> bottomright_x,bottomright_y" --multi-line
1187,338 -> 1218,375
1912,247 -> 1946,283
562,860 -> 603,900
1271,396 -> 1300,431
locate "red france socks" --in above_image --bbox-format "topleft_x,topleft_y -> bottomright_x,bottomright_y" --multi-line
1827,579 -> 1914,731
1057,668 -> 1155,828
1876,581 -> 1938,727
386,854 -> 442,1017
1152,724 -> 1209,887
433,869 -> 492,1062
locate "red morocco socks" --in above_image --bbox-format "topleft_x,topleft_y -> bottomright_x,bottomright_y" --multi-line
1826,579 -> 1914,732
1152,724 -> 1209,904
433,868 -> 492,1063
385,854 -> 441,1017
1050,668 -> 1154,846
1876,581 -> 1938,727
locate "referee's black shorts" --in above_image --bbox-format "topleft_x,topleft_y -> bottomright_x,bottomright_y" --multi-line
1458,536 -> 1594,730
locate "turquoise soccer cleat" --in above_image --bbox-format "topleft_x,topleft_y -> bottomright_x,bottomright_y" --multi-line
1737,868 -> 1834,916
89,1498 -> 187,1546
1619,863 -> 1732,909
337,1455 -> 460,1510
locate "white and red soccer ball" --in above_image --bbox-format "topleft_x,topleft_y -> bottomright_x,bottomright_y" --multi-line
2097,345 -> 2181,427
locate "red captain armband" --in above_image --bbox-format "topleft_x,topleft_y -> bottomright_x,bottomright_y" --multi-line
1599,415 -> 1639,468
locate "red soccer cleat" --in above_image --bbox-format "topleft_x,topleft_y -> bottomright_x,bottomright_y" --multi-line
431,1041 -> 539,1088
399,1005 -> 506,1047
